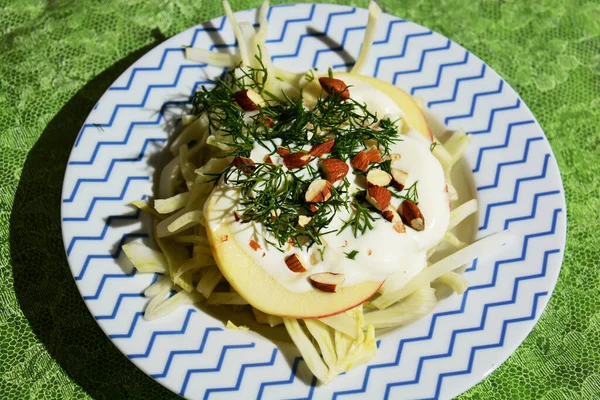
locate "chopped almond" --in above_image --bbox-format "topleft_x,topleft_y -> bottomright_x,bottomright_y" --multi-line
305,179 -> 332,203
393,222 -> 406,233
232,156 -> 256,174
220,235 -> 229,242
298,215 -> 312,227
264,155 -> 274,164
233,211 -> 240,222
320,158 -> 349,183
309,139 -> 335,157
366,186 -> 391,210
234,89 -> 264,111
384,153 -> 401,162
258,115 -> 274,127
351,151 -> 370,171
365,147 -> 382,162
399,200 -> 425,231
277,147 -> 290,156
391,169 -> 408,191
285,253 -> 307,273
249,239 -> 262,251
283,152 -> 312,169
366,168 -> 392,187
309,272 -> 345,292
318,77 -> 350,101
382,206 -> 406,233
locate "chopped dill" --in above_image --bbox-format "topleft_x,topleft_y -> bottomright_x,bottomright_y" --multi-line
194,50 -> 408,247
344,250 -> 359,260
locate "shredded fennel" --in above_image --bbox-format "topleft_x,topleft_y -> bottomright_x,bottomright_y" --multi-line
117,0 -> 511,386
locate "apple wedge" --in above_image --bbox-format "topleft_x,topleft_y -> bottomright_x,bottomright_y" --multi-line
203,187 -> 382,319
334,72 -> 434,142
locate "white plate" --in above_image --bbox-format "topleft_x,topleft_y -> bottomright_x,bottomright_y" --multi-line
61,4 -> 567,399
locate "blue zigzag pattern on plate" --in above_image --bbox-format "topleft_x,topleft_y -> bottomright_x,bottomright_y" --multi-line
472,119 -> 535,173
428,64 -> 486,108
69,68 -> 209,166
178,343 -> 256,396
74,232 -> 148,280
65,138 -> 166,203
332,210 -> 562,398
444,79 -> 504,125
95,292 -> 145,320
382,249 -> 559,397
391,39 -> 451,84
477,137 -> 545,191
424,290 -> 549,400
479,153 -> 550,231
67,204 -> 142,255
125,308 -> 196,355
63,5 -> 565,399
63,176 -> 149,222
373,31 -> 433,77
410,50 -> 469,95
202,348 -> 279,399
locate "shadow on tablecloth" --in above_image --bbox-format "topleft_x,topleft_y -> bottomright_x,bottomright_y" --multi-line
9,30 -> 179,400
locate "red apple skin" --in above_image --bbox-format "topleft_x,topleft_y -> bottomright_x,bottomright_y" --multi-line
204,187 -> 384,319
290,281 -> 384,320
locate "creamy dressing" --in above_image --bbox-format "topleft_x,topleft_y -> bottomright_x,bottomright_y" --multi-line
206,80 -> 450,293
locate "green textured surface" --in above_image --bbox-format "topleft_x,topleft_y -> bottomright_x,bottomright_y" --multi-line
1,0 -> 599,398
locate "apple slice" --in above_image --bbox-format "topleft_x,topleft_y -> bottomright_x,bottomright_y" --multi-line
334,72 -> 434,142
204,187 -> 382,319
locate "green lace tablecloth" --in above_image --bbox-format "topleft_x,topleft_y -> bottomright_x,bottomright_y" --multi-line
1,0 -> 599,398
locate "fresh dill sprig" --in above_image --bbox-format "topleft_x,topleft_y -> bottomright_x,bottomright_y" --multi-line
390,181 -> 420,204
339,192 -> 378,238
344,250 -> 359,260
430,142 -> 438,152
193,56 -> 410,246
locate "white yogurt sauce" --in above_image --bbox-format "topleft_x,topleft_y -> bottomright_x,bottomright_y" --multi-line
207,78 -> 450,293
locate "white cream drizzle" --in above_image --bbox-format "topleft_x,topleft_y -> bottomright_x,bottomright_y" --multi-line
207,78 -> 450,293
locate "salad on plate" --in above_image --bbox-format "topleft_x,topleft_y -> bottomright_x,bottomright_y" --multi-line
122,0 -> 511,384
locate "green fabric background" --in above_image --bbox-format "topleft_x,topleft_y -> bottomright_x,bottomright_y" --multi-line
1,0 -> 599,398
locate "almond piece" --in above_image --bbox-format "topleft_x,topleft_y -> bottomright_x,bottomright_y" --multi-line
309,204 -> 319,213
285,253 -> 307,273
232,156 -> 256,174
390,169 -> 408,191
298,215 -> 312,227
320,158 -> 349,183
365,147 -> 382,162
277,147 -> 290,156
305,179 -> 332,203
220,234 -> 229,242
366,186 -> 391,210
258,115 -> 274,127
393,222 -> 406,233
399,200 -> 425,231
381,206 -> 406,233
366,168 -> 392,187
309,139 -> 335,157
351,151 -> 370,171
382,205 -> 401,223
234,89 -> 264,111
318,77 -> 350,100
249,239 -> 262,251
264,155 -> 274,164
233,211 -> 240,222
384,153 -> 401,162
284,152 -> 312,169
309,272 -> 345,292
